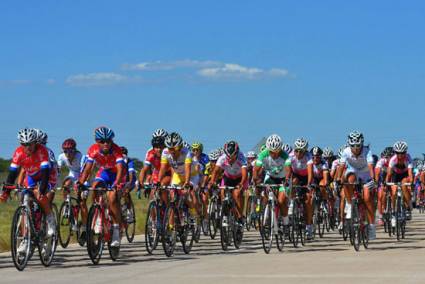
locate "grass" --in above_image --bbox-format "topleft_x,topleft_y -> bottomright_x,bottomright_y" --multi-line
0,190 -> 149,252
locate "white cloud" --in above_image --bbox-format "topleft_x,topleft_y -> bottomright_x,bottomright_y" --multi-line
198,64 -> 289,80
122,59 -> 221,71
65,72 -> 128,86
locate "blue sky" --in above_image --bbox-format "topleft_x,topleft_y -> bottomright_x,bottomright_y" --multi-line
1,1 -> 424,159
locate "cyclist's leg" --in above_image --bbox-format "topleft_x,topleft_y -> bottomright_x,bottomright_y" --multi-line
344,172 -> 357,218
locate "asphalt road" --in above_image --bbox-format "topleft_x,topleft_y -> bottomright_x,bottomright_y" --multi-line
1,212 -> 425,284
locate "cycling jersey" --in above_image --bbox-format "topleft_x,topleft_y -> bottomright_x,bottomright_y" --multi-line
57,151 -> 83,181
10,144 -> 50,175
144,148 -> 161,173
86,143 -> 125,172
161,147 -> 196,176
10,144 -> 55,188
376,157 -> 390,170
285,152 -> 311,176
123,157 -> 136,185
216,152 -> 247,179
307,158 -> 329,179
339,146 -> 374,182
331,159 -> 340,172
255,149 -> 288,179
388,154 -> 413,175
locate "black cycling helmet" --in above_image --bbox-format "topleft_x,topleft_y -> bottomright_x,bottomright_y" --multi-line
151,136 -> 165,148
120,146 -> 128,155
224,140 -> 239,158
310,146 -> 323,156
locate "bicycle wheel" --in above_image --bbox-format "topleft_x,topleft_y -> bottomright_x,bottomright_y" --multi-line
220,206 -> 231,251
108,226 -> 120,261
76,206 -> 86,247
245,196 -> 254,231
342,219 -> 349,241
208,200 -> 218,239
396,197 -> 402,241
291,204 -> 299,248
125,199 -> 136,243
11,206 -> 32,271
86,205 -> 104,264
58,201 -> 72,248
298,205 -> 306,246
162,206 -> 177,257
351,203 -> 361,251
276,221 -> 285,252
362,224 -> 369,249
38,213 -> 57,267
319,210 -> 326,238
145,201 -> 159,254
181,211 -> 195,254
261,204 -> 273,253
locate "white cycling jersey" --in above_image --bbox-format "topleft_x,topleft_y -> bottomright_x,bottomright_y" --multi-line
339,146 -> 374,182
58,151 -> 83,181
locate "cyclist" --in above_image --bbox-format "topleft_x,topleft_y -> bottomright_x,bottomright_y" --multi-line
386,141 -> 414,223
78,126 -> 126,247
245,151 -> 257,184
139,136 -> 171,198
34,129 -> 58,201
253,134 -> 289,227
3,128 -> 57,240
200,150 -> 221,223
322,147 -> 334,170
285,138 -> 313,238
158,132 -> 200,217
121,146 -> 137,222
307,146 -> 330,201
208,141 -> 248,225
57,138 -> 87,235
375,146 -> 392,225
336,131 -> 376,240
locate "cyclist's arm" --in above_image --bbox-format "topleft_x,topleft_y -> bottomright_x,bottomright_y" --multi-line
252,165 -> 262,184
374,167 -> 381,183
240,167 -> 247,188
17,168 -> 25,186
408,168 -> 414,183
368,163 -> 375,181
158,162 -> 170,186
307,163 -> 313,185
184,162 -> 191,185
323,170 -> 329,185
79,162 -> 94,184
114,162 -> 124,186
138,165 -> 151,185
385,167 -> 393,184
209,166 -> 222,187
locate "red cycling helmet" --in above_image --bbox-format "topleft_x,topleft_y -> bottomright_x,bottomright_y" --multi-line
62,138 -> 77,149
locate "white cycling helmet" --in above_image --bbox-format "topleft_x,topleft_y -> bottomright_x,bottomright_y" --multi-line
393,141 -> 408,153
294,138 -> 308,151
266,134 -> 282,152
282,143 -> 292,154
34,128 -> 48,145
347,130 -> 364,146
337,146 -> 345,159
208,150 -> 220,161
18,128 -> 37,144
323,147 -> 333,158
246,151 -> 257,159
164,132 -> 183,148
152,128 -> 168,138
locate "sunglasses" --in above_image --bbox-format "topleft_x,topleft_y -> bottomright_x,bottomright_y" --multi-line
96,139 -> 112,144
396,152 -> 406,155
63,149 -> 75,154
350,144 -> 362,149
21,142 -> 34,147
294,149 -> 305,153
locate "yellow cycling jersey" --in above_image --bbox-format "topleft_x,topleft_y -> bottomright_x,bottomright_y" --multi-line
161,147 -> 198,177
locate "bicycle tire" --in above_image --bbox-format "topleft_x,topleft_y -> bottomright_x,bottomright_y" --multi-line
38,213 -> 57,267
208,200 -> 218,239
125,200 -> 136,243
58,201 -> 72,248
220,206 -> 231,251
261,204 -> 273,254
11,206 -> 32,271
162,206 -> 177,257
86,205 -> 104,264
145,201 -> 159,254
181,211 -> 195,254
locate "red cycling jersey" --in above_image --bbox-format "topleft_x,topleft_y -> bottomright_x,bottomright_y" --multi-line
10,144 -> 50,175
86,143 -> 124,172
144,148 -> 171,183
